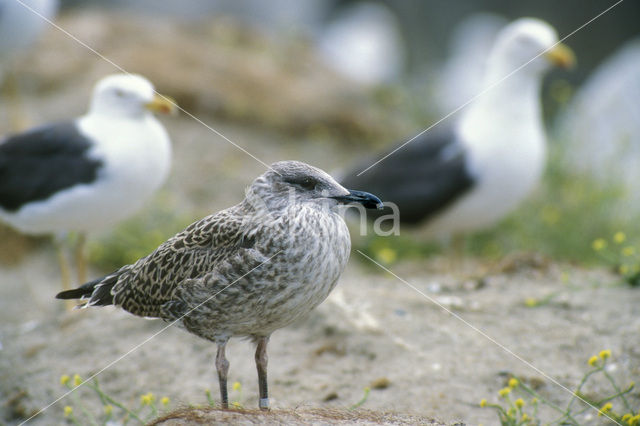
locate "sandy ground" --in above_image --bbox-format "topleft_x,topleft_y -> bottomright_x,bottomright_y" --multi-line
1,10 -> 639,426
2,247 -> 639,425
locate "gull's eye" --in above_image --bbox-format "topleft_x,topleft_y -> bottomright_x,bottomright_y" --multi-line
299,178 -> 317,190
114,89 -> 126,97
284,176 -> 318,191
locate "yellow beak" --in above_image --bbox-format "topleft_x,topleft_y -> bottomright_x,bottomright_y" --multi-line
545,43 -> 576,69
145,94 -> 178,115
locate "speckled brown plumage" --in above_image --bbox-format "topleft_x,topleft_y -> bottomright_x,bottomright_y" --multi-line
57,160 -> 382,410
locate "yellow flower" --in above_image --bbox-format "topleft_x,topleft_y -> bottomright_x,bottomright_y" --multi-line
161,396 -> 170,406
232,381 -> 242,392
622,246 -> 635,256
620,264 -> 630,275
480,399 -> 487,407
73,374 -> 82,386
592,238 -> 607,251
104,404 -> 113,415
59,375 -> 70,386
614,232 -> 627,244
507,407 -> 516,417
508,378 -> 519,388
531,397 -> 538,405
141,392 -> 155,406
623,414 -> 632,422
598,402 -> 613,416
376,247 -> 397,264
524,298 -> 538,307
599,349 -> 612,360
588,355 -> 599,366
629,414 -> 640,426
515,398 -> 525,408
522,413 -> 530,421
63,406 -> 73,417
498,387 -> 511,397
231,401 -> 243,409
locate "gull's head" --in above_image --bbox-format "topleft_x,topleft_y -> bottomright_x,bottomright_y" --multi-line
489,18 -> 575,76
88,74 -> 177,118
250,161 -> 382,211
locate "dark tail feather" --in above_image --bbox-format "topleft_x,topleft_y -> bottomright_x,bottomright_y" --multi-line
56,274 -> 117,306
55,286 -> 92,300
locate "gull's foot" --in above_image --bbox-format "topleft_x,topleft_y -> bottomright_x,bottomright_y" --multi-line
259,398 -> 270,411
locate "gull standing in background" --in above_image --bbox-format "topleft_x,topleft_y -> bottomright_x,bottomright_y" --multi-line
341,18 -> 575,239
0,74 -> 176,292
0,0 -> 58,130
57,161 -> 382,410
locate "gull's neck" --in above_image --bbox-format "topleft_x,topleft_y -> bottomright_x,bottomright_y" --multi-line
460,62 -> 544,135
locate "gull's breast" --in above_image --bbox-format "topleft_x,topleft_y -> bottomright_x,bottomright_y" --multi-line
245,207 -> 351,334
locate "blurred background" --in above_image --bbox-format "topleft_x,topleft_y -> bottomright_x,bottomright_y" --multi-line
1,1 -> 639,424
1,0 -> 638,268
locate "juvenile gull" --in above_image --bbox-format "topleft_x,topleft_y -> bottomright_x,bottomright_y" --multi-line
341,18 -> 575,238
0,73 -> 176,289
57,161 -> 382,410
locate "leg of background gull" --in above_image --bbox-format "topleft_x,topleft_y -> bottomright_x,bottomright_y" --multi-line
53,234 -> 74,310
255,335 -> 270,410
74,232 -> 88,285
3,71 -> 30,132
451,233 -> 466,258
215,339 -> 230,409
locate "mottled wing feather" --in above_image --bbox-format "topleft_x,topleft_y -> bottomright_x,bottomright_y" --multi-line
340,126 -> 475,224
163,246 -> 269,328
0,122 -> 103,212
101,207 -> 250,318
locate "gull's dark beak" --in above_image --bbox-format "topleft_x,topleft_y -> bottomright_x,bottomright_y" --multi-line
332,189 -> 383,210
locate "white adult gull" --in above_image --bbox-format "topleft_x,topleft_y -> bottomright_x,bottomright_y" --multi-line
0,73 -> 176,290
340,18 -> 575,238
318,1 -> 406,85
557,36 -> 640,209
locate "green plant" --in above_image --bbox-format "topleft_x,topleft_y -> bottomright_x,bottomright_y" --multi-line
349,387 -> 371,410
479,351 -> 638,425
59,374 -> 171,425
356,233 -> 441,268
204,381 -> 243,409
591,232 -> 640,287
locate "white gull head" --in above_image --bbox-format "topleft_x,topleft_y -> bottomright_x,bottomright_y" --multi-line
88,74 -> 177,118
486,18 -> 575,81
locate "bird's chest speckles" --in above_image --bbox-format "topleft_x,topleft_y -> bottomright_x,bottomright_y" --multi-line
247,207 -> 350,331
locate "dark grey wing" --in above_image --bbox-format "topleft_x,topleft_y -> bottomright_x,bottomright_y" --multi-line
340,126 -> 475,224
101,208 -> 250,318
0,122 -> 103,212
